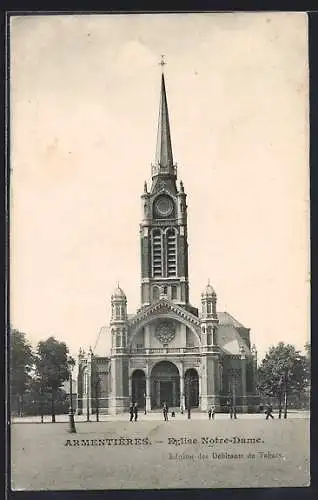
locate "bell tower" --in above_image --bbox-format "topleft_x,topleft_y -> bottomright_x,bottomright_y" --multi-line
140,60 -> 190,309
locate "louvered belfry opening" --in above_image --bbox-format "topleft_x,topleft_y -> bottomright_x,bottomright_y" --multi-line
166,229 -> 177,277
152,229 -> 163,277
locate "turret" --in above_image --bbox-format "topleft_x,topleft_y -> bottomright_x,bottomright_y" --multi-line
177,180 -> 187,224
110,283 -> 128,352
201,281 -> 217,319
200,281 -> 219,347
111,283 -> 127,322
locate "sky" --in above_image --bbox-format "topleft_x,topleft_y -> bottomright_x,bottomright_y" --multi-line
10,12 -> 309,363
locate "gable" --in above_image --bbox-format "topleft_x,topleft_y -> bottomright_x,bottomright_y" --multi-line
129,298 -> 201,329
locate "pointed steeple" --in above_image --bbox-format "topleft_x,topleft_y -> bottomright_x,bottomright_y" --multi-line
155,72 -> 174,171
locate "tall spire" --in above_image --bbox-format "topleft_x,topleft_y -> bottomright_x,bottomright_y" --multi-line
155,70 -> 174,170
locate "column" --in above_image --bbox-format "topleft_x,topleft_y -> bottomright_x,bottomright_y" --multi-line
200,355 -> 208,411
128,376 -> 132,400
241,355 -> 248,413
144,325 -> 150,354
156,380 -> 160,407
146,376 -> 151,411
179,361 -> 185,411
199,375 -> 202,407
172,380 -> 176,406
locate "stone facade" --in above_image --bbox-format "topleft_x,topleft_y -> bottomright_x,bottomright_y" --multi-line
77,71 -> 260,415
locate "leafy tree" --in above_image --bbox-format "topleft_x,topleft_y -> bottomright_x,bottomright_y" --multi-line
257,342 -> 308,418
23,380 -> 69,419
34,337 -> 70,422
10,329 -> 34,416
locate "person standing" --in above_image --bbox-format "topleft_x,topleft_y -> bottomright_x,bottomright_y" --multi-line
129,402 -> 134,422
163,402 -> 169,421
211,405 -> 216,420
229,399 -> 237,419
133,402 -> 139,422
208,405 -> 216,420
265,403 -> 274,420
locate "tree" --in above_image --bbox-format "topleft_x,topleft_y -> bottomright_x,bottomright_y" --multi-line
34,337 -> 70,422
10,329 -> 34,416
257,342 -> 308,418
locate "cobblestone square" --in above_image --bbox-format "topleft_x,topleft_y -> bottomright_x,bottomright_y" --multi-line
10,413 -> 310,490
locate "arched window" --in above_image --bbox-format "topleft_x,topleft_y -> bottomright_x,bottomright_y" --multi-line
166,229 -> 177,277
171,285 -> 177,299
207,326 -> 213,345
112,329 -> 116,348
122,329 -> 127,347
116,329 -> 121,348
152,229 -> 163,277
153,286 -> 160,301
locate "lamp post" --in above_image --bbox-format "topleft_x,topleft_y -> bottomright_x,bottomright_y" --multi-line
232,380 -> 237,419
67,356 -> 76,433
39,386 -> 44,423
277,376 -> 283,419
229,368 -> 240,419
95,374 -> 100,423
86,372 -> 90,422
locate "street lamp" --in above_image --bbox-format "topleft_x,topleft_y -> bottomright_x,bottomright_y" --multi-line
95,373 -> 100,423
229,368 -> 240,419
86,371 -> 91,422
67,356 -> 76,433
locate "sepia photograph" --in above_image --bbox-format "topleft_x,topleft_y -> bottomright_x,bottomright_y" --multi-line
9,11 -> 310,490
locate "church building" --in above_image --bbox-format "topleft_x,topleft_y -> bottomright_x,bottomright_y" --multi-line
77,68 -> 259,415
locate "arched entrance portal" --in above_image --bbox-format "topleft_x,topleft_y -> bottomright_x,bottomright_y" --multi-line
151,361 -> 180,409
185,368 -> 199,409
131,370 -> 146,408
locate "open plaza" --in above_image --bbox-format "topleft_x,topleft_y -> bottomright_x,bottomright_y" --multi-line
10,411 -> 310,490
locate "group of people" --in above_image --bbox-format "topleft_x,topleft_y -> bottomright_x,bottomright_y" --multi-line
129,402 -> 139,422
129,401 -> 275,421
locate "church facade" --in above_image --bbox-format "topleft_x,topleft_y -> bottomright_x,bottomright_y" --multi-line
77,71 -> 260,415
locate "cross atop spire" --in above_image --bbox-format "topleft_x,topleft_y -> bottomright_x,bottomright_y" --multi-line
159,54 -> 166,71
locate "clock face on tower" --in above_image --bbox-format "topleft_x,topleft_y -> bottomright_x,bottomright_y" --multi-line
154,195 -> 174,217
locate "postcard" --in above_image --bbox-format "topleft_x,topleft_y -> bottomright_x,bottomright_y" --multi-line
9,12 -> 310,490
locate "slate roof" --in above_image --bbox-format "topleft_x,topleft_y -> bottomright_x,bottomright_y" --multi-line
216,311 -> 251,356
217,311 -> 246,328
93,325 -> 111,357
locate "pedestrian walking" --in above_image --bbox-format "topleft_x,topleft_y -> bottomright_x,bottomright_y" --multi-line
208,407 -> 212,420
163,402 -> 169,421
228,399 -> 237,419
265,403 -> 274,420
129,402 -> 134,422
211,405 -> 216,420
133,402 -> 139,422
